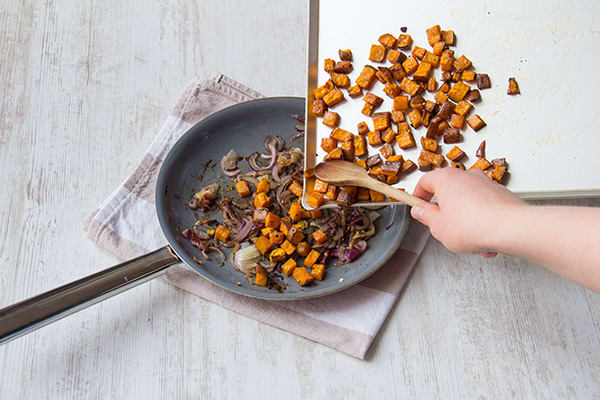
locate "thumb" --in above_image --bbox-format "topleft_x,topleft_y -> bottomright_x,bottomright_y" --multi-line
410,202 -> 440,227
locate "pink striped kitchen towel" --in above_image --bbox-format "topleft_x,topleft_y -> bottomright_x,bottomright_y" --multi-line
83,73 -> 430,359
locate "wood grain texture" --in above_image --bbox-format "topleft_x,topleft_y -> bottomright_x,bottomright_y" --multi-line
0,1 -> 599,399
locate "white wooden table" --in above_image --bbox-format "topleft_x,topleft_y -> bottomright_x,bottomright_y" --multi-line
1,1 -> 599,398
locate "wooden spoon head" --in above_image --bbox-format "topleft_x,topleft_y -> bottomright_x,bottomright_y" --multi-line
314,160 -> 370,186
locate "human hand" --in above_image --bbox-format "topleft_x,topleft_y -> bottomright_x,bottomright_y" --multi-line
410,167 -> 526,256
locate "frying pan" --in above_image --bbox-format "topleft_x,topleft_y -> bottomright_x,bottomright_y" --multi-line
0,97 -> 409,344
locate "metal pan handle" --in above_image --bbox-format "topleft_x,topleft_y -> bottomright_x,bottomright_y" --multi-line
0,246 -> 180,345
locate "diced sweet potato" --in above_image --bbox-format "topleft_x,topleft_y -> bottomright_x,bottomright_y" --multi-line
312,99 -> 326,116
389,63 -> 406,80
422,52 -> 440,68
356,65 -> 377,89
439,82 -> 450,93
368,131 -> 382,146
267,230 -> 284,245
418,158 -> 432,171
393,95 -> 409,111
443,127 -> 462,143
450,113 -> 465,129
287,225 -> 305,245
304,250 -> 320,268
329,128 -> 351,143
369,44 -> 386,62
491,165 -> 506,182
466,114 -> 486,131
397,34 -> 412,49
254,265 -> 268,286
433,41 -> 445,56
476,73 -> 491,90
281,258 -> 297,276
442,30 -> 455,45
357,121 -> 369,135
382,128 -> 396,144
426,25 -> 442,46
325,185 -> 338,200
387,155 -> 404,163
387,49 -> 406,64
507,77 -> 520,95
434,90 -> 449,104
372,112 -> 391,131
380,143 -> 394,159
378,33 -> 398,48
369,189 -> 385,202
296,242 -> 310,258
383,82 -> 401,98
363,92 -> 384,107
324,58 -> 335,73
451,161 -> 466,170
357,187 -> 370,201
419,149 -> 445,167
402,57 -> 419,75
323,88 -> 344,107
468,158 -> 491,171
400,159 -> 417,175
293,267 -> 313,286
307,192 -> 325,208
354,135 -> 367,157
289,180 -> 303,197
280,240 -> 296,256
447,81 -> 470,102
465,89 -> 481,102
391,111 -> 405,124
313,81 -> 333,99
256,178 -> 270,194
347,85 -> 363,98
214,225 -> 230,243
446,145 -> 465,161
382,161 -> 401,176
310,209 -> 322,219
438,100 -> 456,120
421,137 -> 438,152
340,140 -> 354,160
322,111 -> 340,128
312,229 -> 327,244
311,264 -> 325,281
454,100 -> 473,117
334,61 -> 353,73
254,235 -> 272,255
427,77 -> 437,92
323,147 -> 342,161
265,212 -> 280,229
411,46 -> 426,60
399,77 -> 420,96
361,102 -> 374,116
339,49 -> 352,61
331,72 -> 350,88
235,180 -> 251,198
396,124 -> 416,149
440,49 -> 455,71
313,179 -> 328,193
408,109 -> 422,128
253,192 -> 271,208
454,55 -> 472,71
321,137 -> 337,153
462,70 -> 476,82
376,67 -> 394,83
367,154 -> 382,168
413,62 -> 433,82
410,94 -> 425,109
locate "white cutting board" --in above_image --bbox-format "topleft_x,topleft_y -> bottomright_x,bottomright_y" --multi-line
311,0 -> 600,198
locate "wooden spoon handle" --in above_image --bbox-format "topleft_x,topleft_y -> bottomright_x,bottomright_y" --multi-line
365,177 -> 427,207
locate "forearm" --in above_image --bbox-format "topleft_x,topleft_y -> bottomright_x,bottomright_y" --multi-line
489,205 -> 600,291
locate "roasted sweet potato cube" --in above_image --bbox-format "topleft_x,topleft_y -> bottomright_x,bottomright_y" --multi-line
422,52 -> 440,68
334,61 -> 353,73
362,102 -> 374,116
357,187 -> 370,201
323,88 -> 344,107
387,49 -> 406,64
426,116 -> 442,138
439,82 -> 450,93
354,135 -> 367,157
379,143 -> 394,159
331,72 -> 350,88
288,180 -> 303,197
393,95 -> 409,111
254,265 -> 268,286
322,111 -> 340,128
372,112 -> 391,131
368,131 -> 382,146
447,81 -> 470,102
215,225 -> 230,243
421,137 -> 438,153
378,33 -> 397,48
410,95 -> 425,109
462,70 -> 476,82
257,177 -> 270,194
381,161 -> 402,176
310,264 -> 325,281
434,90 -> 449,104
281,258 -> 297,276
420,149 -> 444,167
468,158 -> 491,171
292,267 -> 313,286
426,25 -> 442,46
312,99 -> 327,116
347,85 -> 362,98
387,155 -> 404,163
399,77 -> 420,96
465,89 -> 481,102
339,49 -> 353,61
340,140 -> 355,160
492,158 -> 508,168
369,189 -> 385,202
491,165 -> 506,182
355,159 -> 367,170
356,66 -> 377,89
454,55 -> 472,72
402,57 -> 419,75
368,166 -> 383,177
413,62 -> 433,82
383,82 -> 401,98
254,235 -> 272,255
389,63 -> 406,80
380,129 -> 395,145
451,72 -> 461,82
507,77 -> 520,95
321,137 -> 337,153
408,109 -> 422,128
391,111 -> 405,124
235,180 -> 251,197
438,100 -> 456,120
397,34 -> 412,49
376,67 -> 394,83
369,44 -> 386,62
451,161 -> 466,170
330,128 -> 353,142
307,192 -> 325,208
418,158 -> 432,171
440,49 -> 455,71
411,46 -> 426,60
396,127 -> 416,149
268,230 -> 284,245
363,92 -> 383,106
422,110 -> 431,128
450,113 -> 465,129
443,127 -> 462,143
324,58 -> 335,73
433,41 -> 445,56
454,101 -> 473,117
427,77 -> 437,92
325,185 -> 338,200
400,159 -> 417,174
466,114 -> 486,131
313,179 -> 328,193
313,81 -> 332,99
446,145 -> 465,161
442,30 -> 455,45
476,73 -> 491,90
324,147 -> 343,161
437,120 -> 449,135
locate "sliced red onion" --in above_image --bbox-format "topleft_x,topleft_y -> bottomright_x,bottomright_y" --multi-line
290,114 -> 305,123
350,215 -> 370,230
231,219 -> 254,242
224,168 -> 240,177
344,240 -> 367,262
182,229 -> 208,250
263,135 -> 272,152
292,131 -> 304,141
272,164 -> 283,182
272,136 -> 285,152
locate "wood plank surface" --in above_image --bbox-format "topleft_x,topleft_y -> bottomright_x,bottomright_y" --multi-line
0,1 -> 598,399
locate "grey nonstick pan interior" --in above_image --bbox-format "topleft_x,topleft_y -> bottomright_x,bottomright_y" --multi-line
0,97 -> 409,344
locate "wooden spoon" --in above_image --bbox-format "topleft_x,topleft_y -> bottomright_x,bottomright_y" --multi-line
314,160 -> 426,207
